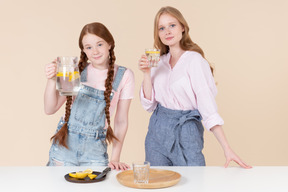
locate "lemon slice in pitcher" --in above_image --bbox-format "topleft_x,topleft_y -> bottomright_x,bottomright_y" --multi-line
57,72 -> 69,77
68,71 -> 80,82
56,72 -> 63,77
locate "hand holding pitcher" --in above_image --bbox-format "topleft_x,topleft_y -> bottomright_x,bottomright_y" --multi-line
45,60 -> 57,80
55,56 -> 81,96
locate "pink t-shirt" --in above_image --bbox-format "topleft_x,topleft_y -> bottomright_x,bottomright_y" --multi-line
82,64 -> 135,116
140,51 -> 224,131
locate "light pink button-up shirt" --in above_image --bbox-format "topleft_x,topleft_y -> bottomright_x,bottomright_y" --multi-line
140,51 -> 224,131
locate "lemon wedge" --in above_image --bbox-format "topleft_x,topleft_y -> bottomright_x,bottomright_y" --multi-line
75,172 -> 88,179
145,51 -> 160,54
68,71 -> 80,82
83,169 -> 93,174
56,72 -> 69,77
69,173 -> 77,178
56,72 -> 63,77
88,174 -> 97,179
69,169 -> 94,179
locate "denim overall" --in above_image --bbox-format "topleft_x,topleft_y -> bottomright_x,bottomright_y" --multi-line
48,66 -> 127,166
145,104 -> 206,166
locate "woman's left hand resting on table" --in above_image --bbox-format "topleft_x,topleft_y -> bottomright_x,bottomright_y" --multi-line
223,146 -> 252,169
108,161 -> 130,171
211,125 -> 252,169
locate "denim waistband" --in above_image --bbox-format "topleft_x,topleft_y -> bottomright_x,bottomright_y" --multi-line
68,124 -> 107,138
58,118 -> 107,138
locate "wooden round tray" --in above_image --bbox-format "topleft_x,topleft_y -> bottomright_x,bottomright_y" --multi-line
116,169 -> 181,189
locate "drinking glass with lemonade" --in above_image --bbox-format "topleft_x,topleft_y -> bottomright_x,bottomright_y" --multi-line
145,49 -> 160,67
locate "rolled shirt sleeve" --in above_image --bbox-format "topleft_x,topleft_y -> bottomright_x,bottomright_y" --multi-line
189,53 -> 224,131
139,83 -> 158,113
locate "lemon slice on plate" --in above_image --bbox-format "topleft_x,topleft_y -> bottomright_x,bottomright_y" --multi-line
69,169 -> 94,179
83,169 -> 93,174
69,173 -> 77,178
88,174 -> 97,179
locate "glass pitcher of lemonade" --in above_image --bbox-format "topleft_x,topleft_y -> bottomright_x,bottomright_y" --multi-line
56,56 -> 80,96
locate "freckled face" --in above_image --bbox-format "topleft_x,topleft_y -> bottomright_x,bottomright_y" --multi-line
82,33 -> 111,69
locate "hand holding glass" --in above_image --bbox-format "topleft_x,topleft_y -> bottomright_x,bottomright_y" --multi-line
145,49 -> 160,67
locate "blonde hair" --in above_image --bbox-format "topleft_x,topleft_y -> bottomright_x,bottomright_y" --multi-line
154,6 -> 213,74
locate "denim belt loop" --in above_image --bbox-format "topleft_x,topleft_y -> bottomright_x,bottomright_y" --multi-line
155,104 -> 160,115
95,130 -> 99,140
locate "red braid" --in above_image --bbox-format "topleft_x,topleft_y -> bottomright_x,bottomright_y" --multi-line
104,48 -> 119,144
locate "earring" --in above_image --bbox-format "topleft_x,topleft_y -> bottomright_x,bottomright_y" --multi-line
87,60 -> 91,64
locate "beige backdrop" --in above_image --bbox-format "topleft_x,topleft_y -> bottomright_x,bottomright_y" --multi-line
0,0 -> 287,166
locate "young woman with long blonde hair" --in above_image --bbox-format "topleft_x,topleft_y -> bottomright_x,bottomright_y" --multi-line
139,6 -> 251,168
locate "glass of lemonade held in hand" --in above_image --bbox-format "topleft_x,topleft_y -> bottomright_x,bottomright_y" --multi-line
56,56 -> 80,96
145,49 -> 160,67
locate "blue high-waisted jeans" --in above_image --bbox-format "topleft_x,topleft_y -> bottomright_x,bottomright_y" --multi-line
47,66 -> 126,166
145,104 -> 206,166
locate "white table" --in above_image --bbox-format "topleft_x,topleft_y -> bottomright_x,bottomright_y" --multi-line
0,166 -> 287,192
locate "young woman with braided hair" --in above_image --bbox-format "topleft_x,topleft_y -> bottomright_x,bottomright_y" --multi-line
44,22 -> 134,170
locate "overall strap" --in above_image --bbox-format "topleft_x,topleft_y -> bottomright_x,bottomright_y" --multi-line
112,66 -> 127,91
81,65 -> 127,92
